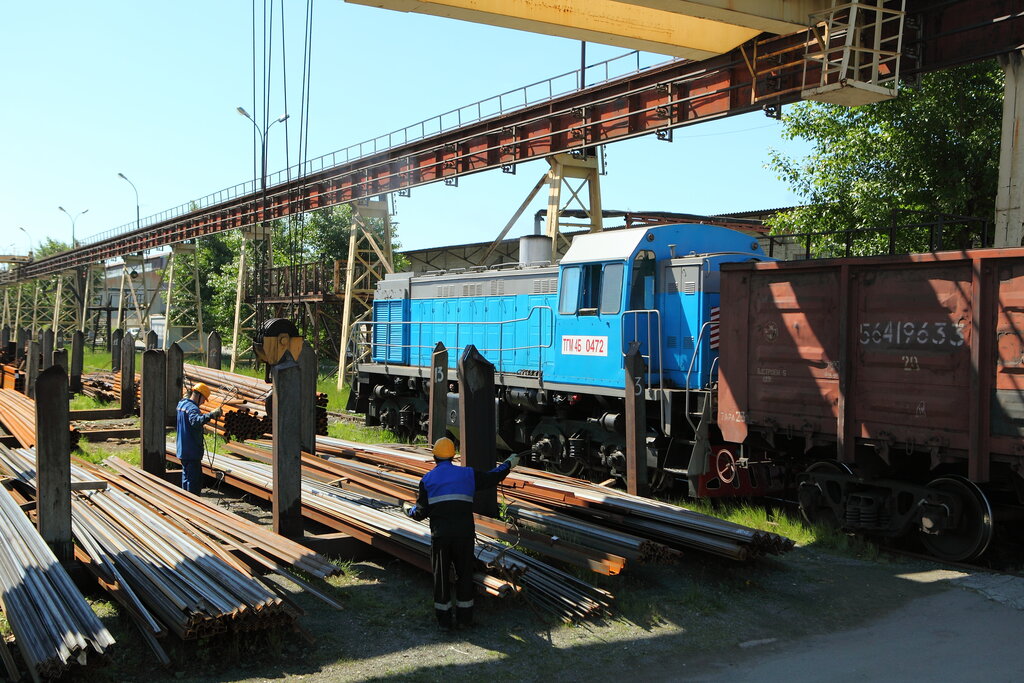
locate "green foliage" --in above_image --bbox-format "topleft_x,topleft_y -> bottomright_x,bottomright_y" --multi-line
767,61 -> 1003,254
34,237 -> 71,259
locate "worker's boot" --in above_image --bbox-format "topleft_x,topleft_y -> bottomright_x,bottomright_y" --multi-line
435,608 -> 454,631
455,604 -> 474,629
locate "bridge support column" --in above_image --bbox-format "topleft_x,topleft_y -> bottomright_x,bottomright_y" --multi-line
337,198 -> 394,390
995,50 -> 1024,247
164,241 -> 205,354
545,152 -> 603,260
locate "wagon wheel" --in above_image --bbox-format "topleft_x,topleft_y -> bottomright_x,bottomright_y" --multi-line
798,461 -> 852,529
919,476 -> 994,562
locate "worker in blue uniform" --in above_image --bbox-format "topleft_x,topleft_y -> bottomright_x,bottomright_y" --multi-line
405,437 -> 519,630
176,382 -> 223,495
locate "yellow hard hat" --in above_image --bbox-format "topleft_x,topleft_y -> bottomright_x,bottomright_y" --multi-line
192,383 -> 212,400
432,437 -> 456,459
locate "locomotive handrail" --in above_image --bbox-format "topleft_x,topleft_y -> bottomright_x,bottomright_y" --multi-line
684,320 -> 714,434
356,305 -> 555,375
620,309 -> 664,423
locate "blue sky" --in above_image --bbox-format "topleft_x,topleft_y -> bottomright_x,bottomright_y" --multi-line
1,1 -> 811,255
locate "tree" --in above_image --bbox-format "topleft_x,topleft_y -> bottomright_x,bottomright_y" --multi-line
767,60 -> 1003,255
34,237 -> 71,259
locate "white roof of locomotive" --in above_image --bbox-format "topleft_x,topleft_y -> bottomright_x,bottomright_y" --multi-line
560,227 -> 649,265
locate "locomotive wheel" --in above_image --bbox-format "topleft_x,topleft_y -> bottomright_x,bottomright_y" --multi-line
799,461 -> 852,528
919,476 -> 994,562
546,456 -> 584,478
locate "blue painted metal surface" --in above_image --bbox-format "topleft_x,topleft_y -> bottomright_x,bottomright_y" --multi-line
369,224 -> 769,391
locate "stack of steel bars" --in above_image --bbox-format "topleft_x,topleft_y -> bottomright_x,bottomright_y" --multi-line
0,481 -> 115,680
177,447 -> 613,622
182,364 -> 329,437
0,388 -> 81,449
0,446 -> 343,665
0,363 -> 23,392
80,370 -> 118,402
308,436 -> 796,562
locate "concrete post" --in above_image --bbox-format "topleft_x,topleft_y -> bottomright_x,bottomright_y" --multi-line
70,330 -> 84,394
272,350 -> 303,538
121,332 -> 136,414
141,349 -> 167,477
166,342 -> 184,426
428,341 -> 448,446
298,342 -> 317,455
26,340 -> 39,399
624,342 -> 650,497
207,330 -> 222,370
458,345 -> 498,517
36,366 -> 72,562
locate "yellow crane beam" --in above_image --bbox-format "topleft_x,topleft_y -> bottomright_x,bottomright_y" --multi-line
346,0 -> 783,59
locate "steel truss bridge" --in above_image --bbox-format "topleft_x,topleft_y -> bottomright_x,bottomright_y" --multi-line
8,0 -> 1021,283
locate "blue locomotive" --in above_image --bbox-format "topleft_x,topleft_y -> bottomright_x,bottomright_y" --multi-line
349,223 -> 774,492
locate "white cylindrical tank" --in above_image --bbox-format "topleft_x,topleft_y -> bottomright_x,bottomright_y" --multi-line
519,235 -> 552,266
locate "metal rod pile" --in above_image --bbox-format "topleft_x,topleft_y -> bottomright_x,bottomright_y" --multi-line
309,436 -> 795,562
0,482 -> 115,680
0,445 -> 342,665
180,447 -> 613,622
182,364 -> 329,438
80,371 -> 118,402
0,363 -> 23,392
0,389 -> 81,449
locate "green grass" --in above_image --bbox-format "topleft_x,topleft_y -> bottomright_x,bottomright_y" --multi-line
69,393 -> 112,411
326,420 -> 407,444
682,499 -> 880,559
75,442 -> 140,467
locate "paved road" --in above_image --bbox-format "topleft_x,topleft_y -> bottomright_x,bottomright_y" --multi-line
690,570 -> 1024,682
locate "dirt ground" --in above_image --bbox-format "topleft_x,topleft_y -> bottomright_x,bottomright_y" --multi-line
61,470 -> 1024,683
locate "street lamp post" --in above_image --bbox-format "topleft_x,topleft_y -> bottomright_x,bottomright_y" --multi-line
236,107 -> 289,191
117,173 -> 140,234
58,206 -> 88,247
17,227 -> 33,259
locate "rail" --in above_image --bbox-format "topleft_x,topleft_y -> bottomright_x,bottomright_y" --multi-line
73,51 -> 666,250
354,305 -> 554,375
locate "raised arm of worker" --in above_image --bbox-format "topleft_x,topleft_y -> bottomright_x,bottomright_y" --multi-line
472,452 -> 519,489
181,399 -> 222,426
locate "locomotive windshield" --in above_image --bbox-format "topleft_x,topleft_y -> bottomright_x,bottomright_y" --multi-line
559,262 -> 625,315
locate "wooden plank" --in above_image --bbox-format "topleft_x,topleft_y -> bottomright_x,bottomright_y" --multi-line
70,329 -> 84,393
166,342 -> 184,426
36,365 -> 72,562
428,342 -> 448,446
70,408 -> 126,420
207,330 -> 222,370
458,344 -> 498,517
26,340 -> 39,399
121,332 -> 136,414
624,342 -> 649,497
298,342 -> 317,456
111,328 -> 123,372
141,349 -> 167,477
272,351 -> 303,538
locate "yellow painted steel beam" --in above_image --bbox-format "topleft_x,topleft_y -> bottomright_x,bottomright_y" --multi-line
346,0 -> 763,59
616,1 -> 829,35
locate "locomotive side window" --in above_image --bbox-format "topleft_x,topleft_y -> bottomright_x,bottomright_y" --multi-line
579,264 -> 602,314
630,250 -> 656,310
559,266 -> 581,314
601,263 -> 624,314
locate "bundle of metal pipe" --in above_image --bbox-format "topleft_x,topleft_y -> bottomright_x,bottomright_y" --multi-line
0,446 -> 341,662
80,371 -> 118,402
183,364 -> 329,437
0,481 -> 115,679
183,447 -> 612,621
0,389 -> 81,449
310,436 -> 795,562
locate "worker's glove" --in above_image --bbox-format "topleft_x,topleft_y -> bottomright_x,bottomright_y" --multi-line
402,502 -> 417,518
208,407 -> 224,419
503,453 -> 521,469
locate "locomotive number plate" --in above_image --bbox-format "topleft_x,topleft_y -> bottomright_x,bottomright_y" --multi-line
561,335 -> 608,356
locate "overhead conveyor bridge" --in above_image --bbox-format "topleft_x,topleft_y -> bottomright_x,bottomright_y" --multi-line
7,0 -> 1023,283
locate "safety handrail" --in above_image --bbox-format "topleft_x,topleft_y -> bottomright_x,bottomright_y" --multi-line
354,305 -> 555,376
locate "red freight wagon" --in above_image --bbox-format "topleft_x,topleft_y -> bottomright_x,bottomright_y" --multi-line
717,247 -> 1024,561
